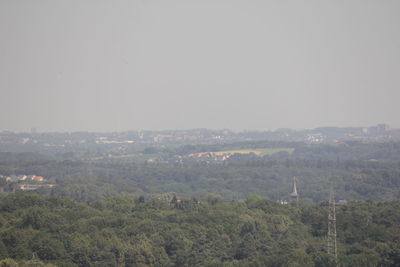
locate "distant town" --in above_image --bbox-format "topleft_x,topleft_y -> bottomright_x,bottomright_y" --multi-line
0,174 -> 55,192
0,124 -> 397,163
0,124 -> 396,147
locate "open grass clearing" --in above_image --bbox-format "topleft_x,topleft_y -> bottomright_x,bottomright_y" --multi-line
191,148 -> 294,157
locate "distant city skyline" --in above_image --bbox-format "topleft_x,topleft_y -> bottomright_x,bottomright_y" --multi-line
1,123 -> 394,134
1,1 -> 399,132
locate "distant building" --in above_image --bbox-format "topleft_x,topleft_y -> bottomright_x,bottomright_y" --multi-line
377,124 -> 390,133
290,177 -> 299,202
336,199 -> 347,206
6,175 -> 18,182
277,199 -> 288,205
33,176 -> 45,182
19,184 -> 42,191
18,184 -> 55,191
369,124 -> 390,135
27,175 -> 36,181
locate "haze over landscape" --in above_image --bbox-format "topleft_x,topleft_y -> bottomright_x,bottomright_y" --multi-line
1,0 -> 400,132
2,2 -> 400,266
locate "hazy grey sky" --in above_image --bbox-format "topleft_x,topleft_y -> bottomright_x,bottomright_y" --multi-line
1,0 -> 399,132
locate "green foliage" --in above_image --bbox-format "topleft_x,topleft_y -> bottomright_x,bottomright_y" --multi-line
3,141 -> 400,204
245,194 -> 263,203
0,194 -> 397,266
0,259 -> 18,267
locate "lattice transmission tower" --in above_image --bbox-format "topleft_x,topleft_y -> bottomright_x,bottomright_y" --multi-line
327,190 -> 337,259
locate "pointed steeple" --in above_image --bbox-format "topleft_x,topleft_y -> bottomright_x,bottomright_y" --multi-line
290,177 -> 299,202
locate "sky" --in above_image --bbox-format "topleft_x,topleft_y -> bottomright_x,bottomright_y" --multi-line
0,0 -> 399,132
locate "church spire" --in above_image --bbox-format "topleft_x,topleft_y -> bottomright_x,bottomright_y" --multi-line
290,177 -> 299,202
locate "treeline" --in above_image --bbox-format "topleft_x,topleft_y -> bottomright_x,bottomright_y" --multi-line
1,141 -> 400,203
3,140 -> 400,162
1,157 -> 400,203
134,141 -> 400,162
0,194 -> 399,266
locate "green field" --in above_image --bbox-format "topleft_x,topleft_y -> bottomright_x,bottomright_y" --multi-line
191,148 -> 294,157
87,154 -> 138,161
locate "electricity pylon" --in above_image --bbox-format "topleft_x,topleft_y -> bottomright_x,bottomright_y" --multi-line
327,190 -> 337,259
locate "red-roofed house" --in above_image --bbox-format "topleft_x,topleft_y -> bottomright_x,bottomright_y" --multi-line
33,176 -> 45,182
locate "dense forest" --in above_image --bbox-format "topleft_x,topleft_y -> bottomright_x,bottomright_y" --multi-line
0,140 -> 400,265
1,153 -> 400,203
0,194 -> 399,266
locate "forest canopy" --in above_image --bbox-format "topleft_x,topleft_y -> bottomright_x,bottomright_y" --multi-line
0,194 -> 399,266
